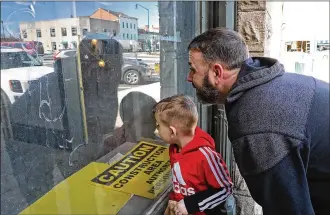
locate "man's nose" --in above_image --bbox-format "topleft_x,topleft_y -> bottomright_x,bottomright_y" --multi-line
187,71 -> 193,82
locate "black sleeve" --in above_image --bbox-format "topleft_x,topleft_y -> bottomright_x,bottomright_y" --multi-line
184,187 -> 230,214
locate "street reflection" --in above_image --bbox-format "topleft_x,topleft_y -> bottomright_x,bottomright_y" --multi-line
1,1 -> 165,215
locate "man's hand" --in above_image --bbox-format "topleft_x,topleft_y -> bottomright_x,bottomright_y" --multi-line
174,200 -> 188,215
164,200 -> 177,215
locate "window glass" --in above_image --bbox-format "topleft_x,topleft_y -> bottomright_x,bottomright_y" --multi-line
1,1 -> 197,215
50,28 -> 56,37
36,29 -> 42,38
82,28 -> 89,36
13,43 -> 22,48
22,29 -> 27,38
279,2 -> 329,83
61,27 -> 67,36
72,27 -> 77,36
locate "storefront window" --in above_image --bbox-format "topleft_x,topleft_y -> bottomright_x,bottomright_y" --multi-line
1,1 -> 198,215
279,2 -> 329,83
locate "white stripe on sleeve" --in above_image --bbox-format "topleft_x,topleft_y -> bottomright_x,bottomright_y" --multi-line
199,148 -> 224,187
204,147 -> 231,187
200,190 -> 231,211
198,188 -> 226,207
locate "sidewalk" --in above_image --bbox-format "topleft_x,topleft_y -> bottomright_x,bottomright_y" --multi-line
123,52 -> 160,58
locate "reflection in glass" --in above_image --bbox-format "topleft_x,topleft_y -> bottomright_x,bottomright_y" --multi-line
0,1 -> 196,214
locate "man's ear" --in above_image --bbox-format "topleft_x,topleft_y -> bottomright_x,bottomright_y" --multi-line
212,63 -> 224,85
169,126 -> 177,138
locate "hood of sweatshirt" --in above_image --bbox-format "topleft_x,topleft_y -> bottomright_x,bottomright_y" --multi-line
169,126 -> 215,160
226,57 -> 285,105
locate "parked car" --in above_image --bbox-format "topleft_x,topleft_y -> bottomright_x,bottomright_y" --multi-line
122,58 -> 159,85
44,50 -> 54,55
1,41 -> 44,57
53,49 -> 159,85
1,47 -> 54,104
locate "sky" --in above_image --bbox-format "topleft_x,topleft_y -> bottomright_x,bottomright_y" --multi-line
1,1 -> 159,36
2,1 -> 329,40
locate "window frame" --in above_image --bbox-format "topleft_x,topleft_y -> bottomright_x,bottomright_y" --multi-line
71,27 -> 77,36
50,28 -> 56,37
22,29 -> 27,38
61,27 -> 67,36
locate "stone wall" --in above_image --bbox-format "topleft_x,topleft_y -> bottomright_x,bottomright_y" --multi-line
237,1 -> 267,57
237,1 -> 284,58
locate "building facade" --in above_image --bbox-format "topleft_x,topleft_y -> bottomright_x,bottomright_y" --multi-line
138,28 -> 160,52
20,17 -> 91,51
19,8 -> 138,52
90,8 -> 138,41
89,18 -> 120,38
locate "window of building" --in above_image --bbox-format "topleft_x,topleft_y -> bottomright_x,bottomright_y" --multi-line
131,34 -> 132,40
50,28 -> 56,37
285,41 -> 310,53
36,29 -> 42,38
113,29 -> 117,36
126,23 -> 128,28
103,28 -> 107,32
123,33 -> 125,39
134,24 -> 136,29
61,28 -> 67,36
82,28 -> 88,36
317,40 -> 330,51
130,23 -> 132,29
127,33 -> 129,39
22,30 -> 27,38
122,22 -> 125,28
71,27 -> 77,36
51,41 -> 56,50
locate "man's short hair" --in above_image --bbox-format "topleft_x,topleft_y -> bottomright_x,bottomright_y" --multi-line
188,27 -> 249,70
153,95 -> 198,134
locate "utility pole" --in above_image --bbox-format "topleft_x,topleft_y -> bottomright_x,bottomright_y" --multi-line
72,1 -> 77,18
1,21 -> 5,39
135,4 -> 150,52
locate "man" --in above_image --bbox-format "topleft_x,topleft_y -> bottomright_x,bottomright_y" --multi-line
182,27 -> 329,215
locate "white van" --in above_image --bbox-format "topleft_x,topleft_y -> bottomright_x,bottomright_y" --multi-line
1,47 -> 54,104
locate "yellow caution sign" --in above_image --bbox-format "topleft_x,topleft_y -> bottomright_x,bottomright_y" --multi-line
19,162 -> 131,215
91,141 -> 171,199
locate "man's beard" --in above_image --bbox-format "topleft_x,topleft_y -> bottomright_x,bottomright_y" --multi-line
193,75 -> 224,104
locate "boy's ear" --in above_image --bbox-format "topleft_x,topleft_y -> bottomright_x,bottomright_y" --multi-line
169,126 -> 177,138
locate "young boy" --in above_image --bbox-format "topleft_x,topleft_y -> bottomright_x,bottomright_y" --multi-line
153,95 -> 233,215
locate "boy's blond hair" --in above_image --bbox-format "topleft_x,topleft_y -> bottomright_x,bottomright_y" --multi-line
153,95 -> 198,134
